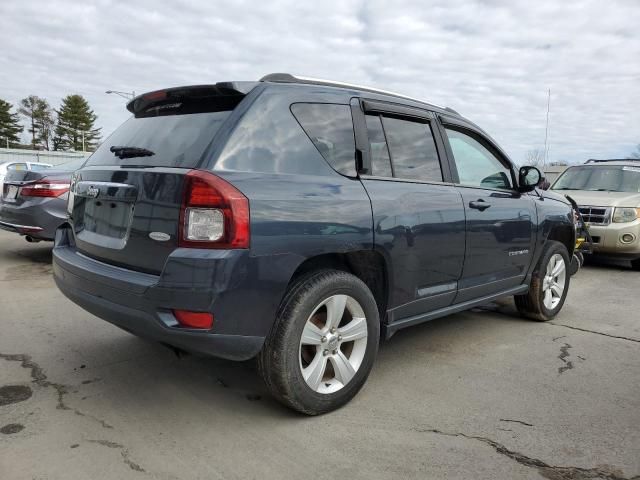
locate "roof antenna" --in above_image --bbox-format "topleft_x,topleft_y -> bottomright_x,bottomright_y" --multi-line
543,88 -> 551,168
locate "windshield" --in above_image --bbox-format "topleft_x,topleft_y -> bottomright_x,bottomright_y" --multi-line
56,157 -> 87,171
552,165 -> 640,193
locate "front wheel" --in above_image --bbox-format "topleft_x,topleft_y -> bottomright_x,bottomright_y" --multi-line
515,241 -> 571,321
258,270 -> 380,415
631,258 -> 640,271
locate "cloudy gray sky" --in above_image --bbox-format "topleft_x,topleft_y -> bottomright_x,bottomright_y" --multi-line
1,0 -> 639,163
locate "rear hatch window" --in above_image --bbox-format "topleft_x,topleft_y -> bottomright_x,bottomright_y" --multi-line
85,85 -> 250,168
85,111 -> 231,168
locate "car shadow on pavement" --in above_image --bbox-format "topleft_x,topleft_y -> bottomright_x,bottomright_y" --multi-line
75,333 -> 298,419
73,297 -> 525,421
582,256 -> 634,271
0,240 -> 53,264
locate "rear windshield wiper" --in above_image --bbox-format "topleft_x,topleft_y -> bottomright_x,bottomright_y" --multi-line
110,145 -> 155,159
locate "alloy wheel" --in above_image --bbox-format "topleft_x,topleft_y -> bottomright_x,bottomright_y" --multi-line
542,253 -> 566,309
298,294 -> 369,394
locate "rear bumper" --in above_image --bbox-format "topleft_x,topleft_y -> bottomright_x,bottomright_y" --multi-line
0,219 -> 43,234
0,197 -> 66,240
52,227 -> 272,361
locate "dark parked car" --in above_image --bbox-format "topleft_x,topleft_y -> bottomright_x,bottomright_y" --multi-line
52,74 -> 575,414
0,158 -> 85,242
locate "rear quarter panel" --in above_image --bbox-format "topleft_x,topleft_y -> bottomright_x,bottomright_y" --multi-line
208,86 -> 374,324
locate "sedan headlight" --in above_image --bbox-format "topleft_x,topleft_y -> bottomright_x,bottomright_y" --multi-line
612,207 -> 640,223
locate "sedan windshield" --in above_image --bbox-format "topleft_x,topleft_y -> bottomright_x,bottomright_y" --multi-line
553,165 -> 640,193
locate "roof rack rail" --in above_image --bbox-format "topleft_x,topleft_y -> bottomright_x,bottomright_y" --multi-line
585,158 -> 640,163
259,73 -> 449,112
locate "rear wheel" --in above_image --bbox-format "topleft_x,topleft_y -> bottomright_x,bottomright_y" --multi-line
258,270 -> 380,415
515,241 -> 570,321
631,258 -> 640,271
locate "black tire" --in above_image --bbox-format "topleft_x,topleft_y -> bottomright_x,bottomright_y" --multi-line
515,241 -> 571,321
631,258 -> 640,271
258,269 -> 380,415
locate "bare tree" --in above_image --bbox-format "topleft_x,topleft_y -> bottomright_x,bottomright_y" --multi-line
18,95 -> 53,149
630,144 -> 640,159
18,96 -> 40,148
525,148 -> 546,167
37,104 -> 55,151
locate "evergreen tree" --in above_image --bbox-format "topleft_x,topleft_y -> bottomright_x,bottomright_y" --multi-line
55,95 -> 101,151
0,99 -> 23,148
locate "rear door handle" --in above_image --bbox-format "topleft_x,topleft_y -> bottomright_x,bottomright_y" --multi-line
469,199 -> 491,211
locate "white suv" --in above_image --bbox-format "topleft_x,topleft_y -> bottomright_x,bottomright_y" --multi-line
552,159 -> 640,270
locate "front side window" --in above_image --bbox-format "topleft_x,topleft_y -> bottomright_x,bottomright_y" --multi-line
291,103 -> 356,176
382,117 -> 442,182
445,128 -> 512,190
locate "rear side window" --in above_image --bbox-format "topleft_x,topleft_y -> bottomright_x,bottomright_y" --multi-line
30,163 -> 51,171
85,111 -> 232,168
364,115 -> 393,177
364,113 -> 442,181
291,103 -> 356,176
381,116 -> 442,182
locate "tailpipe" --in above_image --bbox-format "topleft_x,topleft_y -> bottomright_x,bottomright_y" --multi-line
25,235 -> 41,243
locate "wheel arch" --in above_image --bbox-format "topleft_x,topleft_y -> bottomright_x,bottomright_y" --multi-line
287,251 -> 390,323
547,223 -> 575,256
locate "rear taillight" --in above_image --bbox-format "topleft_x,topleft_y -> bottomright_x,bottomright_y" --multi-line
179,170 -> 249,249
20,179 -> 70,198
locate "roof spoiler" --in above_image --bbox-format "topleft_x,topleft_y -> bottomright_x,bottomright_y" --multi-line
126,82 -> 258,115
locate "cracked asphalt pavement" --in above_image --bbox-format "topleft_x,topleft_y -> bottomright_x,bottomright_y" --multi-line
0,230 -> 638,479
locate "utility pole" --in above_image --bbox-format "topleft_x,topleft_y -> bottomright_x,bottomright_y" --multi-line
543,88 -> 551,168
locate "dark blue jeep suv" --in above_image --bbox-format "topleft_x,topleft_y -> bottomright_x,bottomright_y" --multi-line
53,73 -> 575,414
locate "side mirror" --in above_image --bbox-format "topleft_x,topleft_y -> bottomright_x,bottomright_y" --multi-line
518,166 -> 542,192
